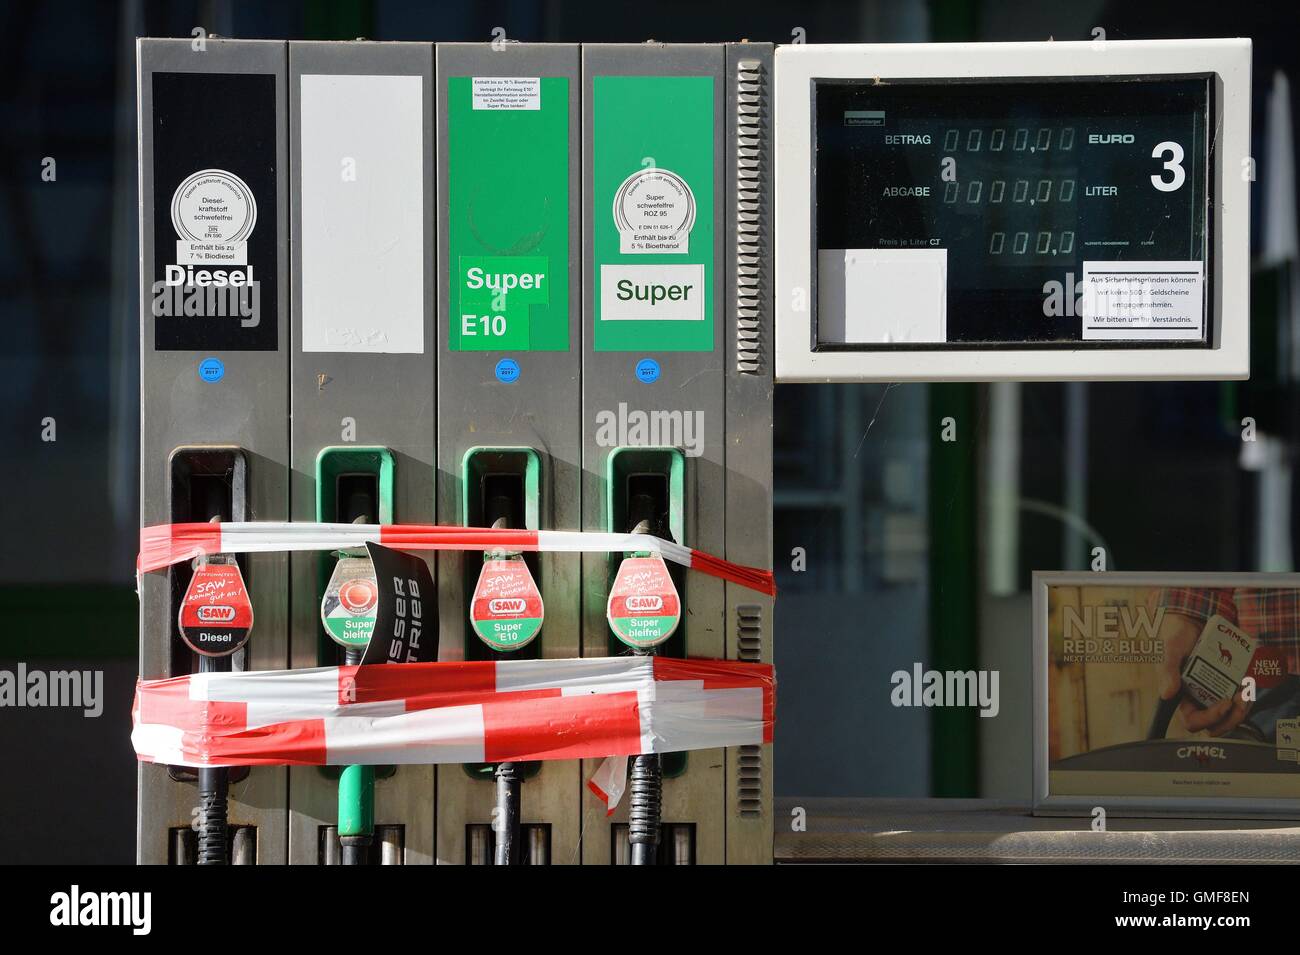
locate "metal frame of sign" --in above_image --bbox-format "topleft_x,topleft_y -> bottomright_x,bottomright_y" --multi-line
1033,571 -> 1300,818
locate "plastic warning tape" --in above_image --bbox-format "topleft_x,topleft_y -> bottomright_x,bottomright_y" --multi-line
138,522 -> 776,596
131,656 -> 775,769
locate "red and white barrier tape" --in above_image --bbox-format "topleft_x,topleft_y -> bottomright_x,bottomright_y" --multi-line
132,656 -> 775,772
139,522 -> 776,596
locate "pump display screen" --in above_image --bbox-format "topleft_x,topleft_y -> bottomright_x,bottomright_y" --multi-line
812,76 -> 1211,349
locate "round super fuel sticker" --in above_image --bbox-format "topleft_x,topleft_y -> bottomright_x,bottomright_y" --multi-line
606,554 -> 681,649
321,556 -> 379,649
470,556 -> 543,651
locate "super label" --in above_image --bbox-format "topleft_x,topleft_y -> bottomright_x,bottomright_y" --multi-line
470,557 -> 544,651
321,556 -> 379,649
606,554 -> 681,649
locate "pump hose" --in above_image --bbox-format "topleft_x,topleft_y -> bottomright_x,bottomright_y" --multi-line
628,753 -> 662,865
494,761 -> 523,865
197,767 -> 229,865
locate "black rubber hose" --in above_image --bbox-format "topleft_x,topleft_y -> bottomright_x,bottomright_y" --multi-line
628,751 -> 662,865
197,653 -> 230,865
494,761 -> 523,865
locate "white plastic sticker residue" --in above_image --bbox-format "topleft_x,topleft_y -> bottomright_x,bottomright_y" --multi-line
1081,260 -> 1204,341
301,73 -> 425,354
817,248 -> 947,344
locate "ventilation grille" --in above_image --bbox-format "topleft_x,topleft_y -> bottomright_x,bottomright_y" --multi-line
737,603 -> 763,662
738,745 -> 763,817
735,59 -> 768,375
736,602 -> 764,817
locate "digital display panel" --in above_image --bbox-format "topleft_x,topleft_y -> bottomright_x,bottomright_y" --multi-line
812,76 -> 1211,349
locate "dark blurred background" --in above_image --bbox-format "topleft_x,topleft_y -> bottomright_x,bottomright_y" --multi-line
3,0 -> 1299,862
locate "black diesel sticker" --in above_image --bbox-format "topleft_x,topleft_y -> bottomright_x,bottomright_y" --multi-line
151,71 -> 278,351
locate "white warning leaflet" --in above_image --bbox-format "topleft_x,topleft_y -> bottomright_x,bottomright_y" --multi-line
1080,260 -> 1205,342
472,77 -> 540,111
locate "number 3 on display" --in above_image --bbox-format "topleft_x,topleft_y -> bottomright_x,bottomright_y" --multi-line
1150,140 -> 1185,192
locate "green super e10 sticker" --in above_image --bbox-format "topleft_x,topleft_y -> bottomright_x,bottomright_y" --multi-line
448,76 -> 570,351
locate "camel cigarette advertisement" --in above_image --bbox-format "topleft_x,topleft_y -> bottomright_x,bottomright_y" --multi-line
1033,573 -> 1300,814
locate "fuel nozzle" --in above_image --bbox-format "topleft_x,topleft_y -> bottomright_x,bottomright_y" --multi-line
608,518 -> 681,865
178,516 -> 253,865
471,516 -> 545,865
322,514 -> 379,865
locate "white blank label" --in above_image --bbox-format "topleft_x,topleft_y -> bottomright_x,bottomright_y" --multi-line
301,74 -> 424,353
817,248 -> 947,344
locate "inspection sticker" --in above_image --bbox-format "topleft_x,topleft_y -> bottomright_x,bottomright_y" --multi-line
179,560 -> 253,656
470,558 -> 543,651
472,77 -> 540,111
1080,260 -> 1204,341
321,556 -> 379,649
607,554 -> 681,650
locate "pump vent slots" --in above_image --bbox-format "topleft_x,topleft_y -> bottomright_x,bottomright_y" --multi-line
735,58 -> 768,375
736,603 -> 764,817
736,603 -> 763,661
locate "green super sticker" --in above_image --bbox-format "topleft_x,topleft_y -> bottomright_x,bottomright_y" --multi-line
448,76 -> 570,352
593,75 -> 715,352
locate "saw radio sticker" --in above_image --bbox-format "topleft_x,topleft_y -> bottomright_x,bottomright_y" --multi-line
471,558 -> 544,651
321,557 -> 379,649
178,560 -> 253,656
607,555 -> 681,649
151,71 -> 277,351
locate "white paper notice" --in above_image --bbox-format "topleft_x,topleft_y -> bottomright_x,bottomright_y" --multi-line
1080,261 -> 1205,341
472,77 -> 541,110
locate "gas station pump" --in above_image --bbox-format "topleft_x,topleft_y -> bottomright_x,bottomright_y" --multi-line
177,542 -> 254,865
608,517 -> 684,864
469,515 -> 546,864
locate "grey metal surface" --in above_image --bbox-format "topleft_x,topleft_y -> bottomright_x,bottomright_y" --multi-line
724,42 -> 775,865
580,42 -> 729,865
434,42 -> 584,865
286,40 -> 436,865
776,798 -> 1300,863
137,37 -> 290,866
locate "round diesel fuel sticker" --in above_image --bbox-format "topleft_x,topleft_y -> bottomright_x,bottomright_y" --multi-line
178,560 -> 253,657
171,168 -> 258,244
470,557 -> 544,651
612,168 -> 696,255
321,556 -> 379,649
606,554 -> 681,649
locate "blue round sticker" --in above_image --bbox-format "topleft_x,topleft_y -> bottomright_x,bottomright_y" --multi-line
495,358 -> 520,384
198,357 -> 225,383
635,358 -> 660,383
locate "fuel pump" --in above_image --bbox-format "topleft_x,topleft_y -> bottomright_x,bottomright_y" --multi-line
469,510 -> 545,865
607,514 -> 682,865
176,518 -> 253,866
321,504 -> 381,866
